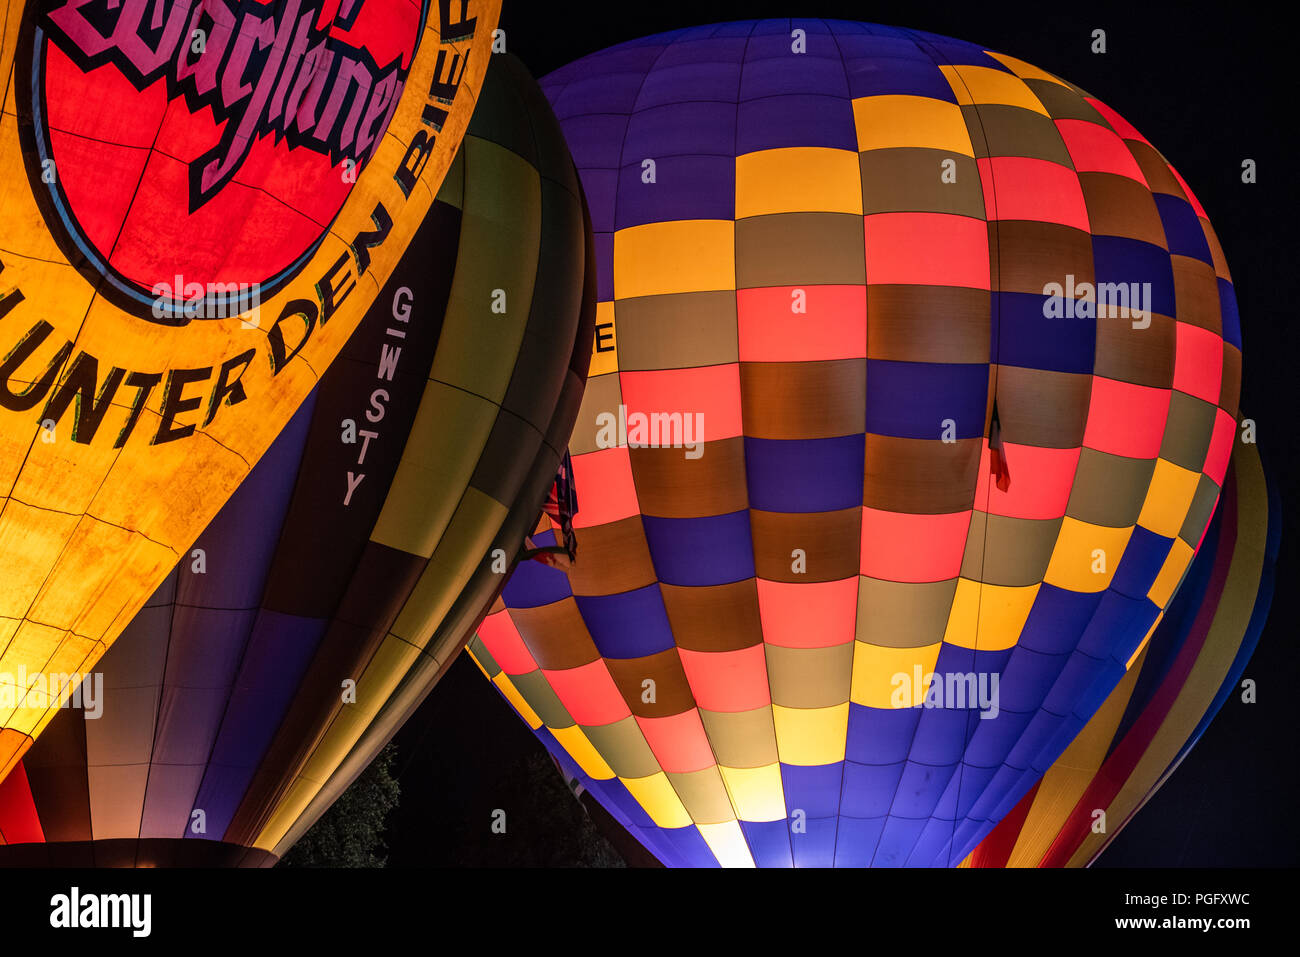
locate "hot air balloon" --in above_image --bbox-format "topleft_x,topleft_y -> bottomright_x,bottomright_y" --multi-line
965,439 -> 1278,867
465,19 -> 1270,867
0,49 -> 595,866
0,0 -> 501,778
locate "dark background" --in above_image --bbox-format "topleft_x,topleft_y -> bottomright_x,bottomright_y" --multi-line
387,0 -> 1297,867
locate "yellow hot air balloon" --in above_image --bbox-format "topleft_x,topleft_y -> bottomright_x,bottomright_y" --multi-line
0,0 -> 501,777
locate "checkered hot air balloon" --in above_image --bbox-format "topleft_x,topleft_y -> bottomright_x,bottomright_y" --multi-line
467,19 -> 1275,868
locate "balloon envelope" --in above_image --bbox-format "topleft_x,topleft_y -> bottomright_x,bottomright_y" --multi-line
467,19 -> 1265,867
0,0 -> 501,777
965,439 -> 1278,867
0,49 -> 594,866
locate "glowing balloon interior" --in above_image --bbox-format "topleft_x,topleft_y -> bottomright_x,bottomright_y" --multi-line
0,0 -> 502,778
0,49 -> 594,865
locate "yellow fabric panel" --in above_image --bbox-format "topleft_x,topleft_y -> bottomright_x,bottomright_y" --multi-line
369,382 -> 498,557
985,52 -> 1072,88
699,706 -> 778,769
0,618 -> 65,680
1126,613 -> 1163,671
1,702 -> 59,771
667,767 -> 736,824
0,621 -> 98,753
268,649 -> 445,857
1067,442 -> 1269,867
0,728 -> 30,779
551,724 -> 616,780
1044,518 -> 1134,592
850,640 -> 943,708
254,773 -> 321,852
4,692 -> 58,737
0,501 -> 82,620
0,162 -> 73,278
428,137 -> 540,403
940,65 -> 1050,115
305,636 -> 421,773
7,391 -> 114,514
1137,459 -> 1201,539
493,672 -> 543,730
772,702 -> 849,765
622,772 -> 693,828
0,0 -> 25,116
590,301 -> 618,377
389,488 -> 508,645
466,638 -> 501,677
613,220 -> 736,298
698,820 -> 757,868
1003,646 -> 1146,867
1148,538 -> 1195,607
735,148 -> 864,217
256,634 -> 422,851
434,146 -> 466,211
942,580 -> 1039,651
852,95 -> 975,155
719,763 -> 786,822
26,519 -> 180,643
34,636 -> 100,696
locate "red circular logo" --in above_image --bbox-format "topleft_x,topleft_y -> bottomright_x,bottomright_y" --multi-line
19,0 -> 424,323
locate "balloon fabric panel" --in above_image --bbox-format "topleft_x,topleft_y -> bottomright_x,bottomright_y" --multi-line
469,19 -> 1263,868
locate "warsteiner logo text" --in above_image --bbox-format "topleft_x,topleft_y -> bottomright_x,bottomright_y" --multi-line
0,0 -> 478,449
42,0 -> 411,212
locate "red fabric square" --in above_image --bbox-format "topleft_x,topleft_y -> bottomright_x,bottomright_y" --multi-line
860,508 -> 970,582
863,213 -> 991,288
978,156 -> 1090,231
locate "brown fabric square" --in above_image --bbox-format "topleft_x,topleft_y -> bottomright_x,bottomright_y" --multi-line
615,291 -> 738,371
867,285 -> 989,364
736,212 -> 865,287
995,366 -> 1091,448
1159,391 -> 1217,472
966,104 -> 1072,166
661,579 -> 764,652
1093,312 -> 1175,389
750,507 -> 861,583
510,597 -> 599,670
859,147 -> 984,218
567,516 -> 658,595
1220,344 -> 1241,417
1024,80 -> 1107,124
1171,255 -> 1222,335
1078,171 -> 1168,248
629,437 -> 749,518
864,434 -> 981,514
740,359 -> 865,440
606,649 -> 696,717
1127,141 -> 1184,199
989,220 -> 1095,296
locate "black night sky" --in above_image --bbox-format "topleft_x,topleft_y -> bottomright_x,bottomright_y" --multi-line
387,0 -> 1298,868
